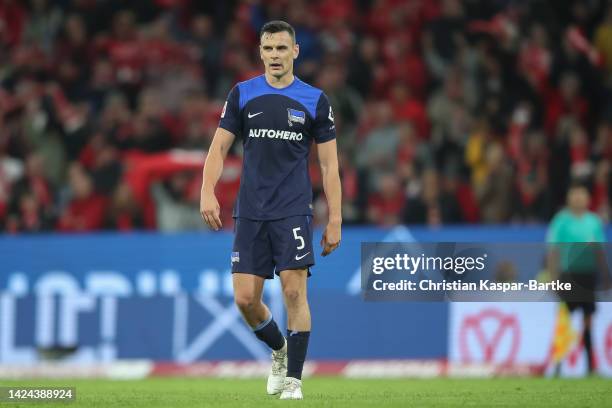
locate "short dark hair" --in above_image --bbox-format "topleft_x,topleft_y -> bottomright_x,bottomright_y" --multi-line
568,179 -> 590,193
260,20 -> 295,43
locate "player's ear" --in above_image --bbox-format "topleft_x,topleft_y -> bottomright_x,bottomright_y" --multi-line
259,44 -> 264,62
293,43 -> 299,60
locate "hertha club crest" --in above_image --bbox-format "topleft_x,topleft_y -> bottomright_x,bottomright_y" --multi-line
287,108 -> 306,127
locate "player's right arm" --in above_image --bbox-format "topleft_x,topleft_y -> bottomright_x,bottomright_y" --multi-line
201,85 -> 241,230
200,127 -> 235,230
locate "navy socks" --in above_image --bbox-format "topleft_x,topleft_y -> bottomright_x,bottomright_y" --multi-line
286,330 -> 310,380
253,315 -> 285,351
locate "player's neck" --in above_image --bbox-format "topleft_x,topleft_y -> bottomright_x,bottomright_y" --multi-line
265,72 -> 295,89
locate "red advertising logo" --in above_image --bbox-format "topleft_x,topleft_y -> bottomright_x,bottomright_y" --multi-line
566,338 -> 584,368
566,321 -> 612,370
459,308 -> 520,364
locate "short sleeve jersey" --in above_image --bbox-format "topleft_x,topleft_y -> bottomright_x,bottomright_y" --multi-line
546,209 -> 606,272
219,75 -> 336,220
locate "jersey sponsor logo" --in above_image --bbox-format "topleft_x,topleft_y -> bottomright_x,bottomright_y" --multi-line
231,252 -> 240,263
287,108 -> 306,127
328,106 -> 334,122
248,128 -> 303,141
221,101 -> 227,118
247,112 -> 263,119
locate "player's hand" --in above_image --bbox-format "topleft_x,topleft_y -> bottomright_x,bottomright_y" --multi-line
320,220 -> 341,256
200,188 -> 222,231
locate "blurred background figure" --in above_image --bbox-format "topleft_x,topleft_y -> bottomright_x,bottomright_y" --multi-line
547,182 -> 609,375
56,162 -> 107,232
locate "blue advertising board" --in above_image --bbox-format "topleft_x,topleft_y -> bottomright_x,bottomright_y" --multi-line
0,226 -> 608,364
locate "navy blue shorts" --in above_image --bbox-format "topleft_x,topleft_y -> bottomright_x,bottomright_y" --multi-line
231,215 -> 314,279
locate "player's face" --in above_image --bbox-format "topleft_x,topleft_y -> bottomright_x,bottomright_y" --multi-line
568,187 -> 590,212
260,31 -> 299,79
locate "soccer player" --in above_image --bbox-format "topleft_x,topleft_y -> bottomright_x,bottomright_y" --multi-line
547,182 -> 608,374
200,21 -> 341,399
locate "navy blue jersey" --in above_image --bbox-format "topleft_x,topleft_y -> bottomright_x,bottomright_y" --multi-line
219,75 -> 336,220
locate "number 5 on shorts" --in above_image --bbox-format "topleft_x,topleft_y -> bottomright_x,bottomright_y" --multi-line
292,227 -> 305,250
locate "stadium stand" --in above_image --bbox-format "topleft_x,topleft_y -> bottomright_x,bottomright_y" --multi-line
0,0 -> 610,232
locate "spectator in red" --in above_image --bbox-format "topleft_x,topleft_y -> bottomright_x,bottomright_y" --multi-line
96,10 -> 144,87
515,131 -> 549,221
0,0 -> 27,48
389,81 -> 429,138
551,28 -> 603,111
544,72 -> 588,137
367,172 -> 405,226
384,33 -> 427,99
451,174 -> 480,223
396,121 -> 420,168
57,163 -> 107,232
518,23 -> 552,95
104,182 -> 143,231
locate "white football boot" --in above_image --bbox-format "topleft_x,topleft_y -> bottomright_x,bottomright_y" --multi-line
279,377 -> 303,400
266,339 -> 287,395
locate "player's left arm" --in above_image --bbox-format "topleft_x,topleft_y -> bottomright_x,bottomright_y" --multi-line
317,139 -> 342,256
313,93 -> 341,256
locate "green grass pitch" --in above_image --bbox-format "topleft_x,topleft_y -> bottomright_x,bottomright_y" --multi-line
1,377 -> 611,407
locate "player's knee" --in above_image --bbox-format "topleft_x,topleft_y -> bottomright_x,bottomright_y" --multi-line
282,287 -> 303,306
234,293 -> 258,311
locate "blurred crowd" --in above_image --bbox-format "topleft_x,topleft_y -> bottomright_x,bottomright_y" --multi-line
0,0 -> 611,233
